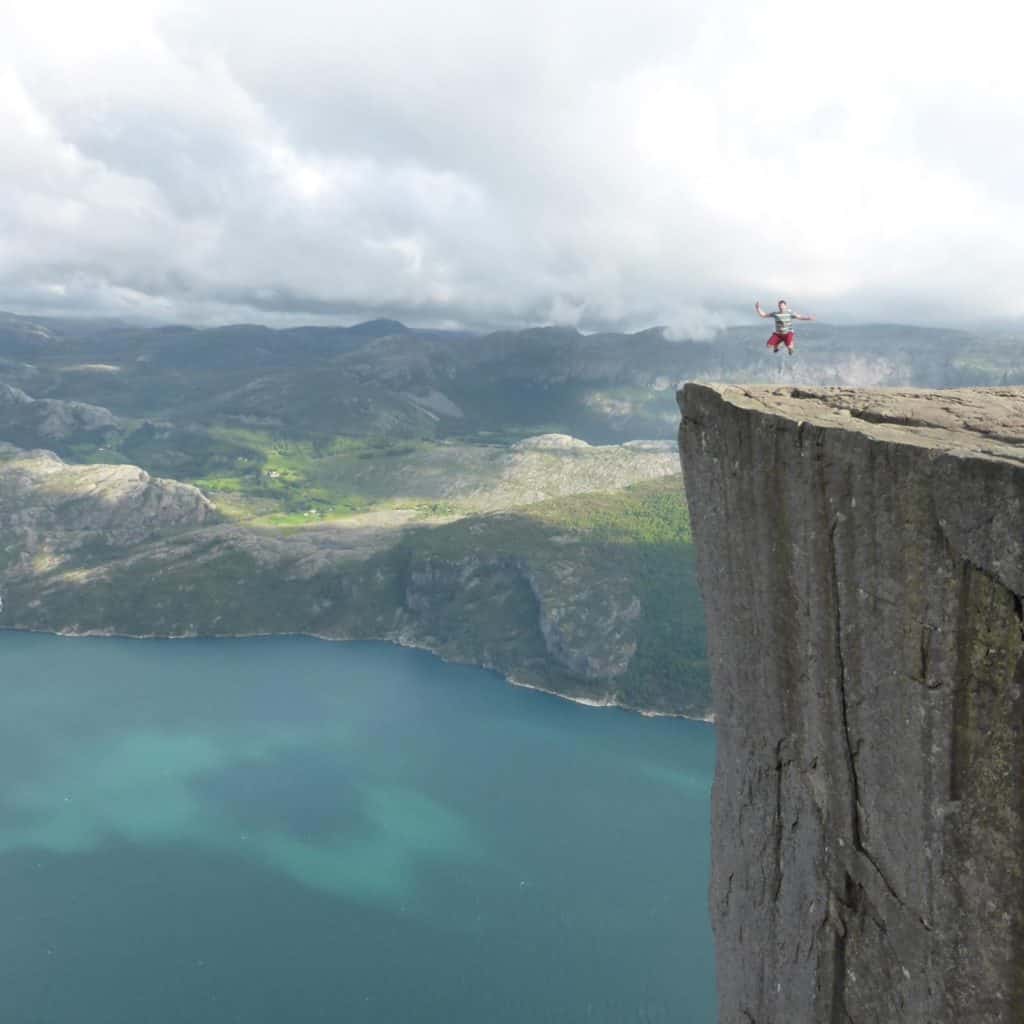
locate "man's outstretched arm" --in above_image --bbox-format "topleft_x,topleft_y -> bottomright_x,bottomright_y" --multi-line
794,312 -> 816,321
754,301 -> 770,318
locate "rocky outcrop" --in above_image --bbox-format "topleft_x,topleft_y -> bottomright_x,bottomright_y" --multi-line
679,385 -> 1024,1023
0,382 -> 120,440
0,444 -> 214,569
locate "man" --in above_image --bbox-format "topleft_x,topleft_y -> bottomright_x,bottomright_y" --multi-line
755,298 -> 815,355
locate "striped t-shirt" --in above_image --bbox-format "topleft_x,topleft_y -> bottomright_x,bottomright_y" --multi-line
771,310 -> 796,334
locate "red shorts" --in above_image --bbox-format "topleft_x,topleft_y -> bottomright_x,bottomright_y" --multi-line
767,332 -> 794,351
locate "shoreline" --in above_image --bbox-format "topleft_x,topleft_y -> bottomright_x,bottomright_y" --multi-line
0,623 -> 714,724
498,672 -> 715,723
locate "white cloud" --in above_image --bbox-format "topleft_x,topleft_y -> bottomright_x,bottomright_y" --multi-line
1,0 -> 1022,328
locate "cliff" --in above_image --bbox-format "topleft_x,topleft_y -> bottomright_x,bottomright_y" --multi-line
679,384 -> 1024,1023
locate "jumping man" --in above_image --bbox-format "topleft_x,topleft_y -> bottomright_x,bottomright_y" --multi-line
755,298 -> 815,355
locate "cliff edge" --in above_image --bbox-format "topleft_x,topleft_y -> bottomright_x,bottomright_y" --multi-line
678,384 -> 1023,1023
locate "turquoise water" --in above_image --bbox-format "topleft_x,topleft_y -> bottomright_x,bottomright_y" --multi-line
0,633 -> 716,1023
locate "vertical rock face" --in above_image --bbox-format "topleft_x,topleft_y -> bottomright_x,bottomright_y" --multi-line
679,384 -> 1024,1024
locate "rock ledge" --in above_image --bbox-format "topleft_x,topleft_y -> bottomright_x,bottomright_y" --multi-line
679,384 -> 1024,1023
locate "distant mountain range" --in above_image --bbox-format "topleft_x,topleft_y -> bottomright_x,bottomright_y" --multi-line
1,310 -> 1020,446
1,308 -> 1022,715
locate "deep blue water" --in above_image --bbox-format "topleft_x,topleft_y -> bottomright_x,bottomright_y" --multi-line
0,633 -> 716,1023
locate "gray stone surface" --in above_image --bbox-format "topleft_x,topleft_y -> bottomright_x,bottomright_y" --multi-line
0,442 -> 214,562
678,385 -> 1024,1023
0,382 -> 120,439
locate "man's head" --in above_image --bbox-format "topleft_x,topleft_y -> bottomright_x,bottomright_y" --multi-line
778,299 -> 788,311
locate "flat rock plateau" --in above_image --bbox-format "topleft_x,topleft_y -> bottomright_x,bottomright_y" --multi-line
679,385 -> 1024,1023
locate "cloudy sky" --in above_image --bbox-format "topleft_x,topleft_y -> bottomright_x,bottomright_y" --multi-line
2,0 -> 1021,333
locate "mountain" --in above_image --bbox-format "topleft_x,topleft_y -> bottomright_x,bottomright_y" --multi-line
2,309 -> 1023,715
2,312 -> 1021,446
0,441 -> 705,716
0,383 -> 121,448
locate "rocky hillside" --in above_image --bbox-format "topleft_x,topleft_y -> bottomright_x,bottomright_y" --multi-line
680,384 -> 1024,1023
0,444 -> 707,717
0,443 -> 214,571
4,310 -> 1023,445
0,383 -> 120,446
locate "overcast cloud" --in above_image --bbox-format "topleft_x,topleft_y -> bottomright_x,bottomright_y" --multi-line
2,0 -> 1022,333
